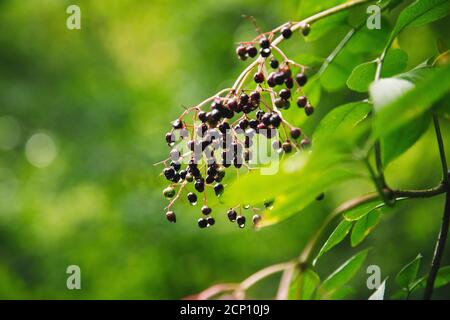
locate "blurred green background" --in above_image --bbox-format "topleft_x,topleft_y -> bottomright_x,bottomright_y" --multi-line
0,0 -> 449,299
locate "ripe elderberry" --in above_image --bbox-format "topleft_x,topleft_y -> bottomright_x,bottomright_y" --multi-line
281,26 -> 292,39
260,48 -> 271,58
282,141 -> 293,153
227,209 -> 237,222
297,96 -> 307,108
214,183 -> 224,196
236,45 -> 247,60
207,217 -> 215,226
236,215 -> 246,228
253,72 -> 264,84
166,211 -> 176,223
259,37 -> 270,48
201,205 -> 212,215
279,89 -> 291,100
270,58 -> 279,69
246,45 -> 258,58
295,73 -> 308,86
187,192 -> 197,205
305,104 -> 314,116
290,128 -> 301,139
198,218 -> 208,228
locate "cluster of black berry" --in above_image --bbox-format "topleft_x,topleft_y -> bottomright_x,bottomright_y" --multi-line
160,22 -> 314,228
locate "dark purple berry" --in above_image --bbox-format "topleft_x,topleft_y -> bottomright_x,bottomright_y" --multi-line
305,104 -> 314,116
279,89 -> 291,100
165,132 -> 175,145
250,91 -> 260,103
249,119 -> 259,129
246,45 -> 258,58
201,205 -> 212,215
260,48 -> 271,58
282,141 -> 292,153
207,217 -> 215,226
237,215 -> 246,228
254,72 -> 264,84
227,209 -> 237,222
214,183 -> 224,196
194,179 -> 205,192
295,73 -> 308,86
163,167 -> 176,180
198,111 -> 207,123
270,59 -> 279,69
290,128 -> 301,139
198,218 -> 207,228
316,193 -> 325,201
270,114 -> 282,127
172,119 -> 183,129
187,192 -> 197,204
259,37 -> 270,48
166,211 -> 176,223
281,26 -> 292,39
285,77 -> 294,89
236,45 -> 247,60
297,96 -> 307,108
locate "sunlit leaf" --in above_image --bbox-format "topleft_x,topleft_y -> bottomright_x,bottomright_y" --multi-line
372,64 -> 450,138
315,220 -> 353,263
388,0 -> 450,46
347,48 -> 408,92
350,210 -> 381,247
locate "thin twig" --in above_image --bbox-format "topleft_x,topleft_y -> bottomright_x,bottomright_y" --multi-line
424,115 -> 450,299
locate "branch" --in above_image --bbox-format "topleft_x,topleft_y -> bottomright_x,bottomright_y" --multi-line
424,115 -> 450,299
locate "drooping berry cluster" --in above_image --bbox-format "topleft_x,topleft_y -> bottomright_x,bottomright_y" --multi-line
159,22 -> 314,228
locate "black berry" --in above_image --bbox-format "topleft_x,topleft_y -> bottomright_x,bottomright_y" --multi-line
281,26 -> 292,39
166,211 -> 176,223
259,37 -> 270,48
290,128 -> 301,139
254,72 -> 265,83
236,215 -> 246,228
297,96 -> 307,108
270,59 -> 279,69
282,141 -> 293,153
227,209 -> 237,222
198,218 -> 207,228
172,119 -> 183,129
295,73 -> 308,86
260,47 -> 271,58
279,89 -> 291,100
187,192 -> 197,204
246,45 -> 258,58
305,104 -> 314,116
163,167 -> 176,180
207,217 -> 215,226
201,205 -> 212,215
194,179 -> 205,192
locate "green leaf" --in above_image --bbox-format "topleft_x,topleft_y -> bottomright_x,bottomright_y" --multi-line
259,164 -> 356,227
298,74 -> 322,106
343,199 -> 384,221
289,269 -> 321,300
372,64 -> 450,138
395,254 -> 422,289
411,265 -> 450,291
314,220 -> 353,263
328,286 -> 355,300
305,12 -> 348,42
381,114 -> 431,165
369,279 -> 387,300
347,48 -> 408,92
313,101 -> 372,147
351,210 -> 381,247
388,0 -> 450,46
318,249 -> 369,297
